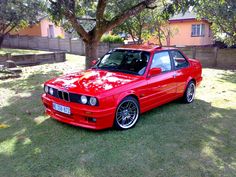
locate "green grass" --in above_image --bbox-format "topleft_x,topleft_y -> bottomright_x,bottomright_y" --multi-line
0,56 -> 235,177
0,48 -> 52,56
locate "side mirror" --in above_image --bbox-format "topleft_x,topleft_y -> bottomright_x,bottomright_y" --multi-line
148,67 -> 162,77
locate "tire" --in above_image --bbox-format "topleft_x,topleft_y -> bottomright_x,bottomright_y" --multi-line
183,80 -> 196,103
114,96 -> 140,130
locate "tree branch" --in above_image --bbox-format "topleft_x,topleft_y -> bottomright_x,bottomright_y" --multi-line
0,21 -> 14,34
216,19 -> 234,37
105,0 -> 156,32
96,0 -> 107,22
4,24 -> 17,35
64,10 -> 90,42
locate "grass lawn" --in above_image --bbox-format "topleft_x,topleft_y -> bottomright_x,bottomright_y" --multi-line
0,48 -> 52,56
0,55 -> 235,177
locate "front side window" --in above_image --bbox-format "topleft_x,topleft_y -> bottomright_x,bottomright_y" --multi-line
151,51 -> 172,72
170,50 -> 189,69
97,49 -> 150,75
192,24 -> 205,37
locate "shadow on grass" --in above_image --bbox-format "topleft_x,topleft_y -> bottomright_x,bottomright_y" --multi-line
0,71 -> 236,176
219,70 -> 236,84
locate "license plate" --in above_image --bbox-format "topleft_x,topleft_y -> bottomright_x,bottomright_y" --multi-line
53,103 -> 71,115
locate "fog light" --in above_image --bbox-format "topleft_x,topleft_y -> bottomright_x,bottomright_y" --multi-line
87,117 -> 96,122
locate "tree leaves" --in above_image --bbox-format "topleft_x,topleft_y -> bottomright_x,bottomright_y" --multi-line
0,0 -> 44,46
196,0 -> 236,46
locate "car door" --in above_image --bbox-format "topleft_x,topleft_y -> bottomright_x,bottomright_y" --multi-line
169,50 -> 191,97
142,51 -> 177,111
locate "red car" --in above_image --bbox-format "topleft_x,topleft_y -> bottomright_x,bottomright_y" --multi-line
42,44 -> 202,130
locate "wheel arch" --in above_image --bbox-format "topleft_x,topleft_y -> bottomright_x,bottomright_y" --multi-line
184,77 -> 196,91
115,91 -> 140,107
128,94 -> 139,102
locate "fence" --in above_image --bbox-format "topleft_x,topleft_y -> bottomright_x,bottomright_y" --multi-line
0,52 -> 65,66
178,47 -> 236,69
2,35 -> 122,58
2,35 -> 236,69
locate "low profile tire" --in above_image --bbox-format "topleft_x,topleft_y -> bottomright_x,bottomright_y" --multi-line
114,96 -> 140,130
183,80 -> 196,103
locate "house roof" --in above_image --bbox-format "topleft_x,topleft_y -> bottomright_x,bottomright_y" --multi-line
38,15 -> 48,22
169,11 -> 210,23
169,11 -> 197,21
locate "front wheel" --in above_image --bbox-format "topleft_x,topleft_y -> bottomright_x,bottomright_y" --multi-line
183,81 -> 196,103
114,96 -> 140,130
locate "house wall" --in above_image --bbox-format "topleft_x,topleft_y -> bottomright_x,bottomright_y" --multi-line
10,18 -> 65,38
165,20 -> 214,46
40,18 -> 65,38
11,23 -> 42,36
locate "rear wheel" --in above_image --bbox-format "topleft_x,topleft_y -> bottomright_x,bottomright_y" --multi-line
183,81 -> 196,103
114,96 -> 140,130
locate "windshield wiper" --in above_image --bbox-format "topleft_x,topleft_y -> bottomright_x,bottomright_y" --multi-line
98,67 -> 138,75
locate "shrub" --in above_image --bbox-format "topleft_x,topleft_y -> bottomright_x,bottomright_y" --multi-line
101,35 -> 124,43
56,35 -> 63,39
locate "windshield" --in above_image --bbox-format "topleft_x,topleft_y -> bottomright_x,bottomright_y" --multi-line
96,49 -> 150,75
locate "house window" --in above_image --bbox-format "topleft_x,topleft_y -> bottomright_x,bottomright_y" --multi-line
191,24 -> 205,37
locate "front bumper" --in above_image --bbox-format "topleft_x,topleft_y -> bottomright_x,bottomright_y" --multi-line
41,93 -> 116,130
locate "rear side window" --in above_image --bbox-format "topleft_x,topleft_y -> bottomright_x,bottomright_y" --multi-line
170,50 -> 189,69
151,51 -> 172,72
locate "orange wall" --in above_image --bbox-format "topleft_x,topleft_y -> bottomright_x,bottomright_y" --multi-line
11,23 -> 42,36
163,20 -> 213,46
11,18 -> 65,38
40,18 -> 65,38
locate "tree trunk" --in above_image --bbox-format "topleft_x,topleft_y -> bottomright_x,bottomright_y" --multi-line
85,41 -> 99,69
0,35 -> 4,49
137,30 -> 142,44
157,25 -> 162,47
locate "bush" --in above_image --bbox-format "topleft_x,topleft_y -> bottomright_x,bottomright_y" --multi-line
56,35 -> 63,39
101,35 -> 124,43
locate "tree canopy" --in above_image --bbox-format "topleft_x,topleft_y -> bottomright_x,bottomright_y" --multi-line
0,0 -> 44,48
113,0 -> 196,45
48,0 -> 196,69
196,0 -> 236,46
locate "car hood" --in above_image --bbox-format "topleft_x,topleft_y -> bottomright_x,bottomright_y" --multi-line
46,69 -> 141,95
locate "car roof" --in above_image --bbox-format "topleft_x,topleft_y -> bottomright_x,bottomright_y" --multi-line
117,44 -> 177,52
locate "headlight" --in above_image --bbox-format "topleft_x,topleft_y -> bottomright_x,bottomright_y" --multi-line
89,97 -> 97,106
44,85 -> 49,93
49,87 -> 54,95
81,95 -> 88,104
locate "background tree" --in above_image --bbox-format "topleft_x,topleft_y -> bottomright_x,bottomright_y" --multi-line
113,0 -> 195,46
113,10 -> 150,44
196,0 -> 236,46
48,0 -> 157,69
148,8 -> 179,46
0,0 -> 44,48
111,0 -> 154,44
